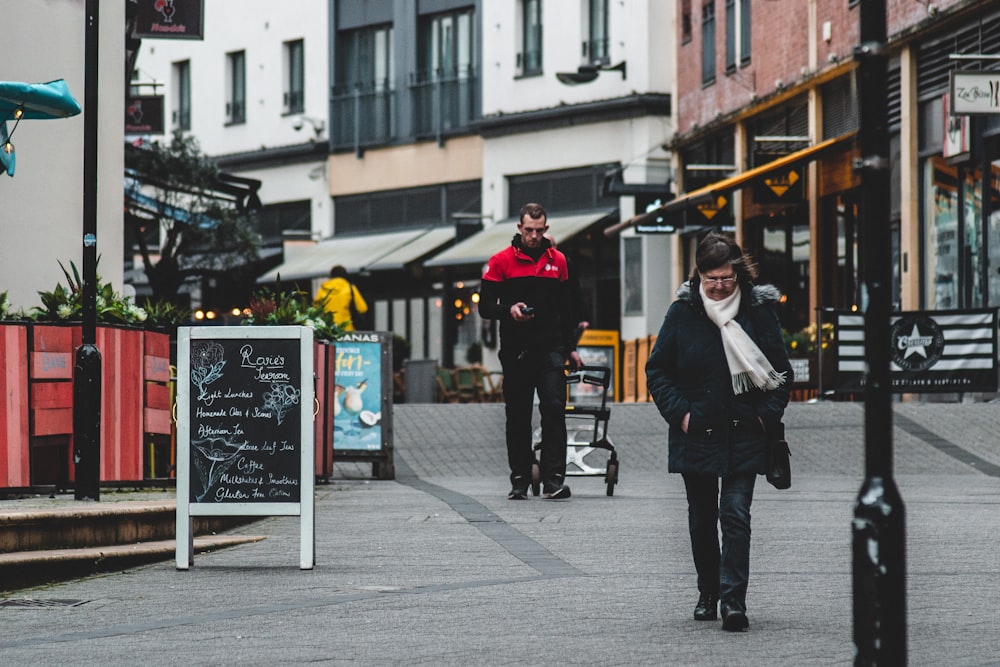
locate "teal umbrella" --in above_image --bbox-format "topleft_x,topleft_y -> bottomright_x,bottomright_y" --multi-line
0,79 -> 82,176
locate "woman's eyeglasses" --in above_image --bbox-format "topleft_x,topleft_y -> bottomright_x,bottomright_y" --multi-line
701,275 -> 737,286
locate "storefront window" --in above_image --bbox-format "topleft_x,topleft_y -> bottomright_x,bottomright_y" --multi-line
989,160 -> 1000,307
964,169 -> 984,307
925,156 -> 959,309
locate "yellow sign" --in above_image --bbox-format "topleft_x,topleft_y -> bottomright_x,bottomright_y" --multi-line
696,195 -> 728,221
763,169 -> 799,198
574,329 -> 620,402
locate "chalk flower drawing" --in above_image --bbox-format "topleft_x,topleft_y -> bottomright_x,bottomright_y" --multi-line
262,383 -> 300,425
191,438 -> 249,502
191,341 -> 226,401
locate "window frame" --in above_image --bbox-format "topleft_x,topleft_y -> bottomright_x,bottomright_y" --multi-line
225,49 -> 246,125
172,59 -> 191,131
518,0 -> 543,77
283,39 -> 305,115
701,1 -> 716,86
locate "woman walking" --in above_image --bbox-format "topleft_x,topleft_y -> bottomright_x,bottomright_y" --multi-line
646,232 -> 791,632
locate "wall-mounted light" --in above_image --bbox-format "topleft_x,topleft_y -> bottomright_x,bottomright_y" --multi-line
555,61 -> 627,85
292,114 -> 325,139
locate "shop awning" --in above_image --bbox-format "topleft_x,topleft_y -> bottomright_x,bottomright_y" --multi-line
364,226 -> 455,272
605,132 -> 857,235
425,209 -> 616,269
258,229 -> 433,283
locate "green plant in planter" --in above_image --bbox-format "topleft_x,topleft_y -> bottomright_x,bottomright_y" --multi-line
0,290 -> 30,321
783,321 -> 835,355
33,261 -> 149,326
243,287 -> 346,342
142,299 -> 191,329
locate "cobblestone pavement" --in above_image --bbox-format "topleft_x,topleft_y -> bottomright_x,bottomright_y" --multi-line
1,401 -> 998,666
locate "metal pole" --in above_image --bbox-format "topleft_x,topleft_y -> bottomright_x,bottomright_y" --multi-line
852,0 -> 906,663
74,0 -> 102,501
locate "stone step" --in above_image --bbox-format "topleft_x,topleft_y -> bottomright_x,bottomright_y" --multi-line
0,498 -> 264,591
0,534 -> 265,591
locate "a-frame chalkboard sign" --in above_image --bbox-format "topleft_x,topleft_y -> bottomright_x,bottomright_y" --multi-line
176,326 -> 315,570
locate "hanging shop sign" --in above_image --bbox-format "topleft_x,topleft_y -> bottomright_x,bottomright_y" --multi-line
125,95 -> 164,135
693,194 -> 730,223
942,92 -> 971,160
949,71 -> 1000,115
134,0 -> 205,40
753,167 -> 803,204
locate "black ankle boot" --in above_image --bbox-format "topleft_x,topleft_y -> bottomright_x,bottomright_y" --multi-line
693,592 -> 718,621
721,599 -> 749,632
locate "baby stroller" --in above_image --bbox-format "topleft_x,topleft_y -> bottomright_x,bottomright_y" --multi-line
531,365 -> 619,496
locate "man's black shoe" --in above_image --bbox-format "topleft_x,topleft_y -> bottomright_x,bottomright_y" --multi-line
508,485 -> 528,500
693,592 -> 718,621
542,480 -> 571,499
721,599 -> 749,632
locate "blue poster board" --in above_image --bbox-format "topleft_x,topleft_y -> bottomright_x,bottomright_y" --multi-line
332,332 -> 395,478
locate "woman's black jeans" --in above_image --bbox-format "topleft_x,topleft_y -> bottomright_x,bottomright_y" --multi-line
682,472 -> 757,606
500,349 -> 568,485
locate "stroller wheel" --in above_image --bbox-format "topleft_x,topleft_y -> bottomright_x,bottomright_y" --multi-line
530,461 -> 541,496
605,461 -> 618,496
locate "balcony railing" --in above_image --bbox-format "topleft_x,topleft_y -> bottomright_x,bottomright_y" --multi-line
331,80 -> 395,152
409,65 -> 480,143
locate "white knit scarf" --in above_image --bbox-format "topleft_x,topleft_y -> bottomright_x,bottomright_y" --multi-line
700,282 -> 786,395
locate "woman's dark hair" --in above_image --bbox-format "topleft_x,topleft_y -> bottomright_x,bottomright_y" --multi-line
692,232 -> 759,282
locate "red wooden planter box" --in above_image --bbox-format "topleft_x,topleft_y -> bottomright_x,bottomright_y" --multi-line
143,330 -> 172,435
314,340 -> 335,480
93,325 -> 144,483
0,323 -> 30,488
28,324 -> 146,486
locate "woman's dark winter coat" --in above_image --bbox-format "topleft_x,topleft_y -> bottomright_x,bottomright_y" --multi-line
645,280 -> 792,476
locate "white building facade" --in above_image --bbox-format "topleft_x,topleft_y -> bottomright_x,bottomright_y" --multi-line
134,0 -> 676,370
3,1 -> 125,311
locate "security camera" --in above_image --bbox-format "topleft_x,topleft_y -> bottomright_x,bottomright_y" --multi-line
292,117 -> 305,131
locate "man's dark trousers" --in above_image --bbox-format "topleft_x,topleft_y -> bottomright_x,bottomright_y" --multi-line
500,349 -> 568,485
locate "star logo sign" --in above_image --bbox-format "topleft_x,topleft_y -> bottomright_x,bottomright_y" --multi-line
890,316 -> 945,372
900,323 -> 933,359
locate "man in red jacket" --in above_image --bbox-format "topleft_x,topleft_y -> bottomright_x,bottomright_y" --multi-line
478,203 -> 582,500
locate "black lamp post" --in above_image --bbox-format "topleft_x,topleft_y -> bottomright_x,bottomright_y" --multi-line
852,0 -> 906,662
74,0 -> 102,501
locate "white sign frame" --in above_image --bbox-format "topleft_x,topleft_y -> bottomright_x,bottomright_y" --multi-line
176,326 -> 315,570
949,70 -> 1000,115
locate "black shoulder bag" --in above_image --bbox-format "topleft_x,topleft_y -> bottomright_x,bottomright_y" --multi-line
766,421 -> 791,490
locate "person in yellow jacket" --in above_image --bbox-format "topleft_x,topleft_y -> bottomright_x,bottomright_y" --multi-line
315,265 -> 369,331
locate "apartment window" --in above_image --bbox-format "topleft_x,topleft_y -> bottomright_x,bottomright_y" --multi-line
172,59 -> 191,130
518,0 -> 543,76
681,0 -> 692,44
586,0 -> 610,65
256,200 -> 311,248
283,39 -> 304,114
624,237 -> 643,315
225,50 -> 246,125
414,9 -> 479,136
740,0 -> 751,65
725,0 -> 736,72
333,24 -> 394,147
335,181 -> 480,235
726,0 -> 751,70
701,1 -> 716,85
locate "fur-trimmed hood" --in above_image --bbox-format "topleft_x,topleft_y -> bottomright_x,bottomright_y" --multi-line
675,281 -> 783,307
